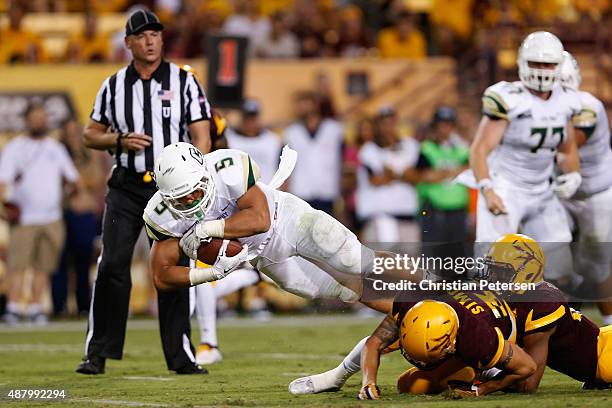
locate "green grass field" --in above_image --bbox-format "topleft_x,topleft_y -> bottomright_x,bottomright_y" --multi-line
0,315 -> 610,407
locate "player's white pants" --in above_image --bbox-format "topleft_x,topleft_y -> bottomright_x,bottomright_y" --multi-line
253,192 -> 374,302
475,180 -> 573,280
563,186 -> 612,283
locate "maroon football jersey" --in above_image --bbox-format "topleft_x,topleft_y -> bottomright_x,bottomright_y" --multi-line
392,289 -> 516,370
508,281 -> 600,382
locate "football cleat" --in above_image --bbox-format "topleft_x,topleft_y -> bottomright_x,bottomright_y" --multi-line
196,343 -> 223,365
288,371 -> 343,395
75,355 -> 106,375
175,363 -> 209,375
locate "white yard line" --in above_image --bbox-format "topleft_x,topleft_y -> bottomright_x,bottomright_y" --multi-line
70,397 -> 173,407
122,376 -> 174,382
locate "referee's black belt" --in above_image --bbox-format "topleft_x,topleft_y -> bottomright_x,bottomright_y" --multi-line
112,166 -> 155,186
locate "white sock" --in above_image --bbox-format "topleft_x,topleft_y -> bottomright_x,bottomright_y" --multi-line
26,303 -> 42,317
213,267 -> 260,298
7,302 -> 21,314
329,336 -> 368,385
602,314 -> 612,326
195,283 -> 218,346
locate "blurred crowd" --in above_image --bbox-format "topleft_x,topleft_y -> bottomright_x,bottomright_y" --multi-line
1,0 -> 610,68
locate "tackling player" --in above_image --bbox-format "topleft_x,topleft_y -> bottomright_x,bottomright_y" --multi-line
356,290 -> 535,399
558,52 -> 612,326
481,233 -> 612,391
468,31 -> 582,288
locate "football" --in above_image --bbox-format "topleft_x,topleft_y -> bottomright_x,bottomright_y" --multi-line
197,238 -> 243,265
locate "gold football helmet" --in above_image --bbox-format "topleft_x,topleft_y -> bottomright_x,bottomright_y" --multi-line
399,300 -> 459,369
482,233 -> 545,294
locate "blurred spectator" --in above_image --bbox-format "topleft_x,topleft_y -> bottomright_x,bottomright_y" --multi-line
429,0 -> 474,55
253,11 -> 299,58
89,0 -> 129,13
225,99 -> 282,183
341,116 -> 376,232
0,3 -> 47,63
65,10 -> 111,63
376,10 -> 426,59
356,106 -> 421,246
223,0 -> 271,55
335,5 -> 372,57
284,91 -> 344,215
414,106 -> 469,259
0,102 -> 80,324
164,7 -> 206,58
51,118 -> 105,316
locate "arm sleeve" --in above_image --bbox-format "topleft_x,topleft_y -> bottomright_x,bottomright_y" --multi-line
358,145 -> 383,174
90,78 -> 111,126
142,210 -> 180,241
184,73 -> 211,124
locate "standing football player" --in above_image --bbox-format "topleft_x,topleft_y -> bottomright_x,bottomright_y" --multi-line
558,52 -> 612,326
469,31 -> 582,288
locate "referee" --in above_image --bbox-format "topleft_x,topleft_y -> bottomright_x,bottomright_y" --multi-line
77,10 -> 211,375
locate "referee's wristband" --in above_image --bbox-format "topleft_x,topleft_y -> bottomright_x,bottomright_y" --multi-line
477,178 -> 493,193
117,132 -> 128,148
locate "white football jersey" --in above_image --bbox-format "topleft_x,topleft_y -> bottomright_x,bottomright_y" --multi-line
572,91 -> 612,196
226,128 -> 281,183
482,81 -> 581,189
143,149 -> 277,255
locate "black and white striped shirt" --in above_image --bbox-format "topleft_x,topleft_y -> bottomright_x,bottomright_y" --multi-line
90,60 -> 211,173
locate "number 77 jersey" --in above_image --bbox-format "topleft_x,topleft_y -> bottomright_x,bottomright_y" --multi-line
482,81 -> 581,189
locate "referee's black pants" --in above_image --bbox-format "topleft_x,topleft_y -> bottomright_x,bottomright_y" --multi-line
84,167 -> 195,371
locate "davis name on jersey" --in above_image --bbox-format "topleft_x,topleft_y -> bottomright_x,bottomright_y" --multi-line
482,81 -> 581,189
143,149 -> 277,256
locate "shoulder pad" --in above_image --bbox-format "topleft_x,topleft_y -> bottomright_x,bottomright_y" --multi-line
482,81 -> 525,120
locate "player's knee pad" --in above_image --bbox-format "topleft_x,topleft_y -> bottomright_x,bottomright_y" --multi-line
311,213 -> 362,272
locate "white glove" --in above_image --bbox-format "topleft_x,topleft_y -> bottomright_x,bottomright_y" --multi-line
211,241 -> 249,278
179,223 -> 210,260
179,220 -> 225,260
553,171 -> 582,199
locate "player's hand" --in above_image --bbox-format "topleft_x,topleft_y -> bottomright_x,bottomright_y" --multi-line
553,171 -> 582,199
445,381 -> 479,399
358,383 -> 381,400
212,242 -> 249,277
482,188 -> 507,216
179,223 -> 211,260
120,132 -> 152,151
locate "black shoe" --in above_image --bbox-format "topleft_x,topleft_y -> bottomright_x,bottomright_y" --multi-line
175,363 -> 209,375
76,355 -> 106,375
583,381 -> 612,390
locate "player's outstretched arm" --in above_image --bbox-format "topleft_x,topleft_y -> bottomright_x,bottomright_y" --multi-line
511,329 -> 554,393
476,341 -> 537,396
360,314 -> 399,400
188,120 -> 211,154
